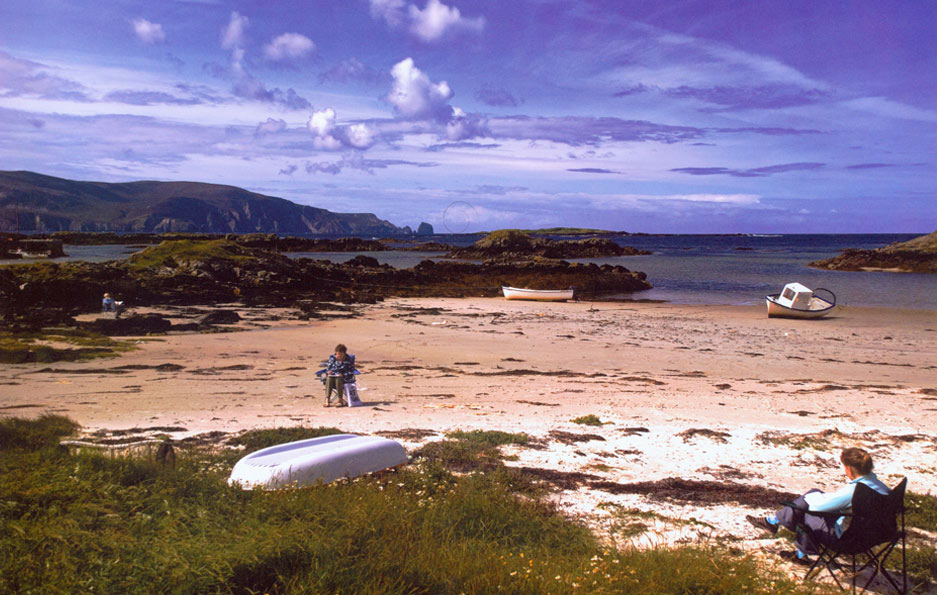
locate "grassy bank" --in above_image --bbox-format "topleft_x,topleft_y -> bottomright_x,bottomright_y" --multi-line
0,415 -> 902,593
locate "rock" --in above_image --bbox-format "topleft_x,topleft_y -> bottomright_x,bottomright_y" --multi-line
417,222 -> 434,235
446,230 -> 650,260
346,255 -> 381,267
83,314 -> 172,335
810,230 -> 937,273
198,310 -> 241,325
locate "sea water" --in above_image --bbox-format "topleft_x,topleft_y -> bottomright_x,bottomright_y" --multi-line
4,234 -> 935,310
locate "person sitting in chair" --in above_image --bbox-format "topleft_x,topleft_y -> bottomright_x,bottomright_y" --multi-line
102,293 -> 115,313
324,344 -> 355,407
746,447 -> 890,565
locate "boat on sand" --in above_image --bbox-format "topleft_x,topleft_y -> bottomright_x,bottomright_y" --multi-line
766,282 -> 836,319
228,434 -> 408,489
502,286 -> 574,301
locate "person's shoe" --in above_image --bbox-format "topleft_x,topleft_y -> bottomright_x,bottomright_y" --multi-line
746,515 -> 779,535
778,550 -> 812,567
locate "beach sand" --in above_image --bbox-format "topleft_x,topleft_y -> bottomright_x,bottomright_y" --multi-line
2,297 -> 936,572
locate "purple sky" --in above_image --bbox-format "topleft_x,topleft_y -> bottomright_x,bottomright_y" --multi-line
1,1 -> 935,233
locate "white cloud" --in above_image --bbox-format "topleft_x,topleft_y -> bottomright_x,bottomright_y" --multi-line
408,0 -> 484,42
307,108 -> 342,149
369,0 -> 406,28
132,19 -> 165,44
841,97 -> 937,123
386,57 -> 453,120
370,0 -> 483,42
263,33 -> 315,62
344,123 -> 375,149
221,11 -> 249,50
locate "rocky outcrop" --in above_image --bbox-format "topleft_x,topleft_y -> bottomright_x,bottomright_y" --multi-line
446,230 -> 650,260
417,222 -> 434,235
810,231 -> 937,273
0,238 -> 652,328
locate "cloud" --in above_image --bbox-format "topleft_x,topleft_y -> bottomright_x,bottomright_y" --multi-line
716,126 -> 822,136
318,57 -> 384,85
568,168 -> 619,174
306,108 -> 377,150
132,19 -> 166,44
279,164 -> 298,176
103,90 -> 201,105
304,153 -> 437,175
369,0 -> 406,28
846,163 -> 895,170
385,58 -> 454,121
221,11 -> 249,50
666,84 -> 829,111
426,141 -> 500,151
612,84 -> 650,97
263,33 -> 315,63
475,85 -> 519,107
369,0 -> 483,42
488,116 -> 703,145
671,162 -> 825,177
0,51 -> 90,101
408,0 -> 484,42
445,107 -> 489,140
255,118 -> 288,136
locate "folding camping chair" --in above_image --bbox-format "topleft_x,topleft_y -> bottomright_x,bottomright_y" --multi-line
784,478 -> 907,594
315,354 -> 362,407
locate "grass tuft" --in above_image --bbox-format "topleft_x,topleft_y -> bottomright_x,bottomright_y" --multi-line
0,414 -> 80,450
571,414 -> 604,426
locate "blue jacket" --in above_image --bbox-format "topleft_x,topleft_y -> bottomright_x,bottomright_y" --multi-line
326,354 -> 356,382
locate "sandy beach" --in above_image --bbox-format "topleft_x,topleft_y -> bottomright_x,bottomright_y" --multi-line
2,297 -> 936,556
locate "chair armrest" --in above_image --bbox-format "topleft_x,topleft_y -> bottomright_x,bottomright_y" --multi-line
315,369 -> 327,376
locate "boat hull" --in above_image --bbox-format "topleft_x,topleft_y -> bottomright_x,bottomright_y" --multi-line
502,286 -> 574,301
228,434 -> 408,489
765,295 -> 835,319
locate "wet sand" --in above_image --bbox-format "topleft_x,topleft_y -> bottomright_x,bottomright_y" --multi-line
2,298 -> 936,560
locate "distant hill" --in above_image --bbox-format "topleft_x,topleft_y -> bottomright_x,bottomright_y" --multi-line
0,171 -> 408,235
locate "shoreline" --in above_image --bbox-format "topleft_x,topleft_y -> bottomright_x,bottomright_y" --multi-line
3,297 -> 935,552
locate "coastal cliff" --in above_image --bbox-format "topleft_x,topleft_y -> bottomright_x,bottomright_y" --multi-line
810,230 -> 937,273
0,171 -> 407,235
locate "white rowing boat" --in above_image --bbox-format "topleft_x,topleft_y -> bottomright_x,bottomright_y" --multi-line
766,282 -> 836,319
502,286 -> 574,301
228,434 -> 408,489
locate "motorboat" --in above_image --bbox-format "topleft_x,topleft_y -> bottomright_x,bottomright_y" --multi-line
766,283 -> 836,319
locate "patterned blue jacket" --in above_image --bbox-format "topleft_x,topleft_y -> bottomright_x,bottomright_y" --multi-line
326,354 -> 356,382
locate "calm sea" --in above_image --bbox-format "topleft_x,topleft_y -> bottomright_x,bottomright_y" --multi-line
4,234 -> 935,310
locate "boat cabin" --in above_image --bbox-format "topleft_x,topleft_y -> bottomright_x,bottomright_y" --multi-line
776,282 -> 813,310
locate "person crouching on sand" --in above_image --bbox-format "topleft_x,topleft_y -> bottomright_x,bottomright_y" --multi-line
324,344 -> 354,407
745,447 -> 890,565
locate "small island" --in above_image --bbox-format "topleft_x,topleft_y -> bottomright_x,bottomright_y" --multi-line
810,230 -> 937,273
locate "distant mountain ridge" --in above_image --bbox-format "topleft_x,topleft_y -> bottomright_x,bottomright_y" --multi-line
0,171 -> 408,235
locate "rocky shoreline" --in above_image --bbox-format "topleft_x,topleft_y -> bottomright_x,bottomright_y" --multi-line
810,230 -> 937,273
1,235 -> 651,332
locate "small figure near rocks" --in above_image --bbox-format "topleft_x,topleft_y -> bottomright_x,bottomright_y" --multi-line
101,293 -> 124,318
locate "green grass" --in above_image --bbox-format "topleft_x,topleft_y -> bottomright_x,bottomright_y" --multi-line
0,416 -> 815,594
126,239 -> 258,271
227,426 -> 345,453
571,414 -> 604,426
0,329 -> 134,363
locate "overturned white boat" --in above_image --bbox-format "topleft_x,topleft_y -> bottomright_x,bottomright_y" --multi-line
766,283 -> 836,319
228,434 -> 408,489
502,286 -> 574,301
